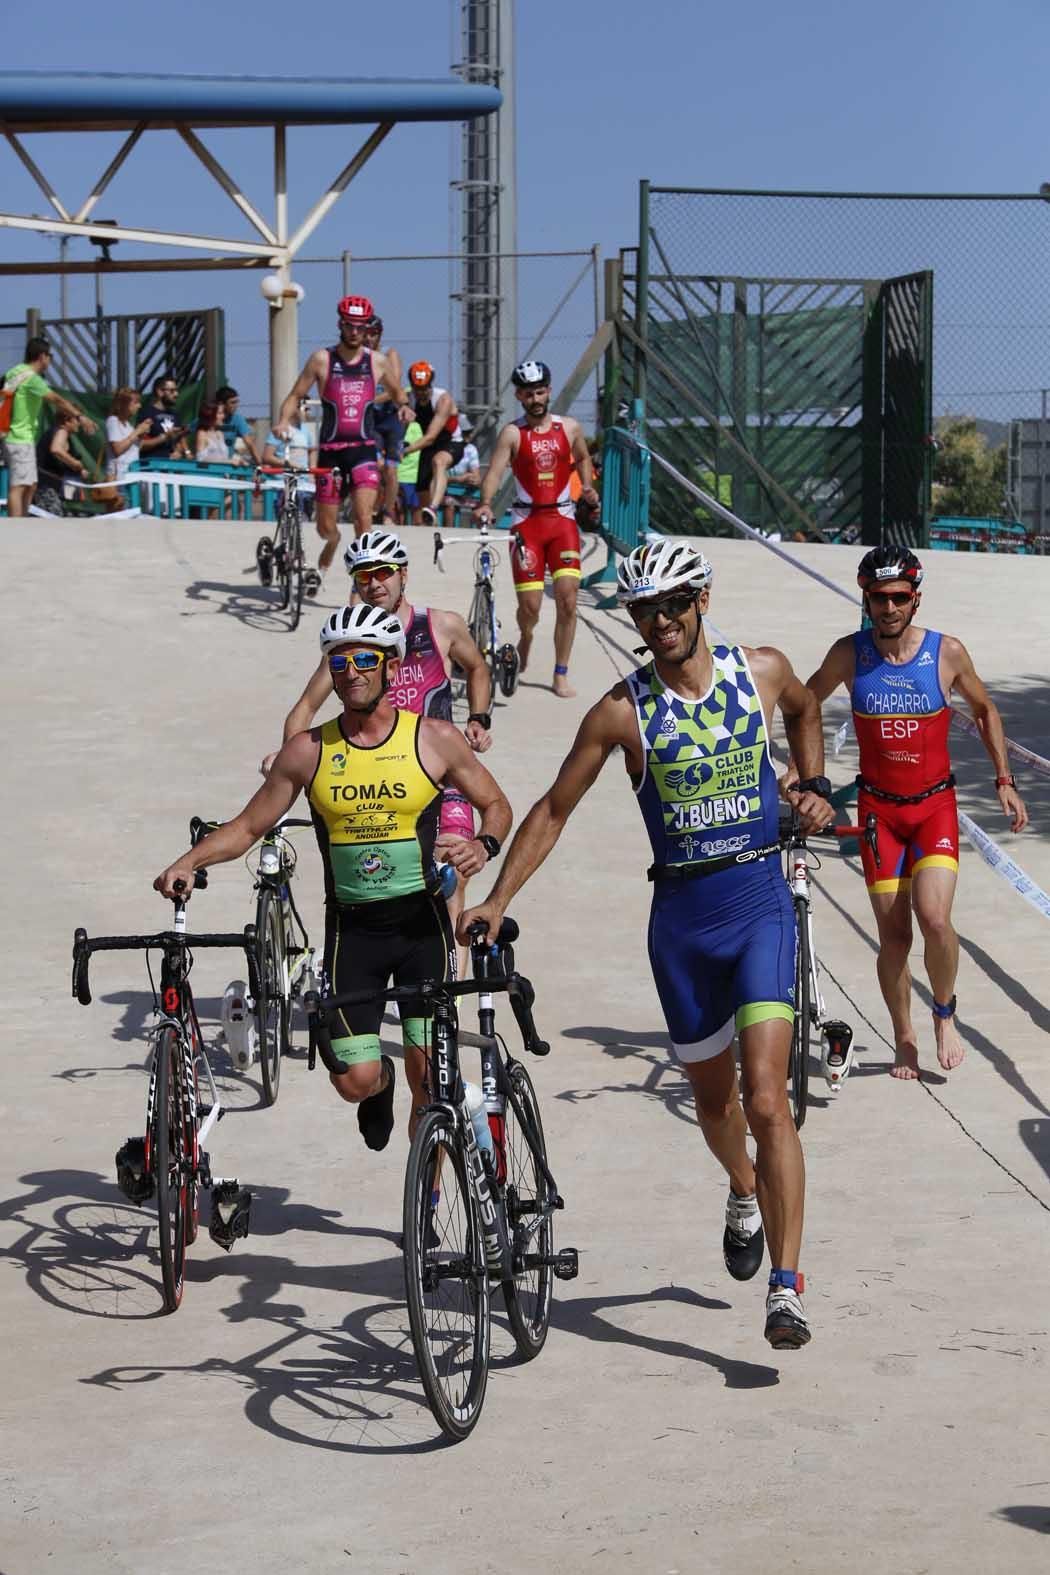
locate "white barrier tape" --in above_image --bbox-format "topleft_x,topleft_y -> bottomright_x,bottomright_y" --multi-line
69,471 -> 315,496
646,442 -> 1050,781
833,719 -> 851,757
29,503 -> 141,521
959,811 -> 1050,922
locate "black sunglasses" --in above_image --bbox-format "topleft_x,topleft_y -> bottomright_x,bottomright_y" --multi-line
627,589 -> 697,623
868,590 -> 914,608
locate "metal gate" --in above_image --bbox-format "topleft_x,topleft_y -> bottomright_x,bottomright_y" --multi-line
24,307 -> 224,398
862,271 -> 933,546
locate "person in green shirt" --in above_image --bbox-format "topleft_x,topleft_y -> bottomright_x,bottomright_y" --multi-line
396,419 -> 424,525
2,337 -> 96,518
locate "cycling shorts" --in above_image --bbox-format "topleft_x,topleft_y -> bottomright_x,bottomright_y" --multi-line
647,859 -> 797,1063
316,443 -> 381,505
439,787 -> 476,841
417,434 -> 464,495
858,786 -> 959,894
322,891 -> 454,1063
372,407 -> 404,466
510,511 -> 582,591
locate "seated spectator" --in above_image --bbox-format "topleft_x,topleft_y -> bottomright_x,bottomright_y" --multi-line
34,412 -> 88,514
194,402 -> 231,518
215,384 -> 261,466
105,387 -> 152,493
396,417 -> 424,526
138,374 -> 189,465
442,417 -> 481,527
262,398 -> 315,470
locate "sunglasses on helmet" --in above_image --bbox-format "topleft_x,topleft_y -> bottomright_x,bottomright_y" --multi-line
327,649 -> 385,674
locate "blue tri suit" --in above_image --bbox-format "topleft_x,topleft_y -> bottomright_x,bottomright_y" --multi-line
627,646 -> 797,1063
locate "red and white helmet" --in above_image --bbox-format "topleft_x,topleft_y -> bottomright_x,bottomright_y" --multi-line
337,294 -> 374,325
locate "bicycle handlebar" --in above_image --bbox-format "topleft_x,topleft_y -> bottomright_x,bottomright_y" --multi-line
780,807 -> 881,867
71,922 -> 256,1007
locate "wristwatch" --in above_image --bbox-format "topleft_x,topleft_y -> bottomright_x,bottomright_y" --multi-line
996,774 -> 1016,788
476,833 -> 502,861
792,775 -> 833,801
468,712 -> 492,730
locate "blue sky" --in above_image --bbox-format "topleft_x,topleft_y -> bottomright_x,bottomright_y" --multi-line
2,0 -> 1050,422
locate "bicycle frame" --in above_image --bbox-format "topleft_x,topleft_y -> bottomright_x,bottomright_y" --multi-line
784,838 -> 827,1033
255,816 -> 317,1004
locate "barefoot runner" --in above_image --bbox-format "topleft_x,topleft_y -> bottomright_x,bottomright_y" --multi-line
784,545 -> 1028,1079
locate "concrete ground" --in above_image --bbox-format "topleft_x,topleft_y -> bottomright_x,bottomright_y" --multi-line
1,519 -> 1049,1573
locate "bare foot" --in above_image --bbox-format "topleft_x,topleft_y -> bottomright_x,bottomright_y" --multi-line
891,1041 -> 920,1080
517,636 -> 532,674
553,673 -> 577,699
934,1012 -> 964,1071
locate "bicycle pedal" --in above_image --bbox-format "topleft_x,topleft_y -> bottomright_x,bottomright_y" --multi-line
208,1181 -> 251,1251
552,1247 -> 579,1281
115,1137 -> 154,1205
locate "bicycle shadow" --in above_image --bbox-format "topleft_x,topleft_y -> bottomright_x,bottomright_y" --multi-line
182,576 -> 295,633
994,1505 -> 1050,1535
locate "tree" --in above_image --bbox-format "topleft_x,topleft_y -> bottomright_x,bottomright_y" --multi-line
931,415 -> 1007,518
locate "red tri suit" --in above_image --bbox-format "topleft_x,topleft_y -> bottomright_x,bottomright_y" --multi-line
850,626 -> 958,892
509,417 -> 582,591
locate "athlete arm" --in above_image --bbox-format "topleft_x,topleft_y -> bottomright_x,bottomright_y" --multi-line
477,425 -> 516,516
945,637 -> 1028,831
277,352 -> 324,435
568,419 -> 598,499
408,392 -> 454,451
751,646 -> 835,832
430,725 -> 512,877
457,689 -> 633,942
154,736 -> 314,899
259,657 -> 334,775
377,348 -> 403,404
781,636 -> 854,789
439,611 -> 493,751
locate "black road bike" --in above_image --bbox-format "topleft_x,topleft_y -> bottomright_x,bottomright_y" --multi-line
72,874 -> 255,1311
305,918 -> 576,1441
434,521 -> 520,699
254,466 -> 331,629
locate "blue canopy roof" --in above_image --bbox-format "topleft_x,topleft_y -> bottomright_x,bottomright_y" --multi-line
0,71 -> 500,132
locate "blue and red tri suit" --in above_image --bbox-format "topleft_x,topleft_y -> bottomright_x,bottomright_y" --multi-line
850,627 -> 959,892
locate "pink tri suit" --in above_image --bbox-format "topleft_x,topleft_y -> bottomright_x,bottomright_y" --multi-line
316,345 -> 383,505
850,627 -> 959,893
387,606 -> 475,841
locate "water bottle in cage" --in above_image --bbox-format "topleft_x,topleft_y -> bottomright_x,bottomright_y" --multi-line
480,1043 -> 506,1184
463,1081 -> 494,1160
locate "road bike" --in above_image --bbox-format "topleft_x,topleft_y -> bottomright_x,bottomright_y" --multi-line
779,807 -> 879,1128
254,466 -> 332,630
305,917 -> 577,1442
71,874 -> 255,1311
433,519 -> 520,698
190,815 -> 320,1108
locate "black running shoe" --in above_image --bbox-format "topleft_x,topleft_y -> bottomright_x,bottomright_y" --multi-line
723,1190 -> 765,1281
255,537 -> 274,587
358,1055 -> 396,1152
765,1283 -> 811,1349
303,567 -> 322,598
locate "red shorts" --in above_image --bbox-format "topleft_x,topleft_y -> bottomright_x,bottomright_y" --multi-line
858,786 -> 960,894
316,444 -> 381,505
509,511 -> 581,591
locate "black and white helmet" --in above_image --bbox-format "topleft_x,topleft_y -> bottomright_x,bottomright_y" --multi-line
319,604 -> 406,661
856,544 -> 924,591
343,529 -> 409,574
511,359 -> 552,389
617,537 -> 713,604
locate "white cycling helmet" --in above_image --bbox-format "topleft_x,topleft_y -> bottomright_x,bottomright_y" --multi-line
617,537 -> 713,604
344,528 -> 409,575
319,603 -> 407,661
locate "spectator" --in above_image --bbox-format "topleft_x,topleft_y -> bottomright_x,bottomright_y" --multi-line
262,398 -> 315,470
396,417 -> 424,525
442,416 -> 481,527
34,412 -> 88,514
194,401 -> 230,519
2,336 -> 96,517
139,374 -> 189,464
105,388 -> 152,492
214,384 -> 261,466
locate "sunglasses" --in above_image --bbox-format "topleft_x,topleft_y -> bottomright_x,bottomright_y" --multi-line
352,564 -> 399,587
868,590 -> 914,608
627,590 -> 697,623
327,650 -> 385,674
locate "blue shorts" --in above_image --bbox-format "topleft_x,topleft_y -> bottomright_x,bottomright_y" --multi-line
399,482 -> 419,509
373,409 -> 404,465
647,858 -> 797,1063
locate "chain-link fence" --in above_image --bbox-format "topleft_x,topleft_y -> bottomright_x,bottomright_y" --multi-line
623,186 -> 1050,546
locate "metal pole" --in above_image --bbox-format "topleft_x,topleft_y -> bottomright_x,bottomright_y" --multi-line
636,179 -> 650,414
269,123 -> 297,421
59,236 -> 68,319
342,251 -> 351,297
591,242 -> 601,430
497,0 -> 518,425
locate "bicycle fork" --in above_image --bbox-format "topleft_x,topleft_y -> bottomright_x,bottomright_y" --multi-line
433,1012 -> 512,1280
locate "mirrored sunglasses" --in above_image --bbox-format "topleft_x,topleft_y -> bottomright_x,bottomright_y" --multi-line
327,650 -> 384,674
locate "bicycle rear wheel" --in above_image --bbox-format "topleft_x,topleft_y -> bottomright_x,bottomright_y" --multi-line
790,898 -> 811,1129
501,1061 -> 553,1360
255,887 -> 288,1106
154,1025 -> 189,1311
286,513 -> 304,632
403,1108 -> 490,1441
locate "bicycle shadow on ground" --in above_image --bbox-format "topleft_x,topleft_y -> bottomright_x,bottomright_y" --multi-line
1017,1119 -> 1050,1191
182,575 -> 298,633
994,1505 -> 1050,1535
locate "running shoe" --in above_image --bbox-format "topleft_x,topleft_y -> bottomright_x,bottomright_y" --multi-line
723,1189 -> 765,1280
420,506 -> 437,527
303,567 -> 323,598
765,1276 -> 811,1349
358,1055 -> 396,1152
255,537 -> 274,587
820,1020 -> 855,1093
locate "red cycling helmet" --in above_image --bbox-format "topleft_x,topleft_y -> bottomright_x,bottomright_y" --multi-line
337,294 -> 374,324
408,360 -> 435,388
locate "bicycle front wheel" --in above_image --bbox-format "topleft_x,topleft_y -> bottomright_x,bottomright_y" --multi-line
790,898 -> 811,1129
403,1108 -> 490,1442
286,513 -> 304,632
467,583 -> 493,660
255,886 -> 288,1106
501,1061 -> 554,1360
154,1025 -> 189,1312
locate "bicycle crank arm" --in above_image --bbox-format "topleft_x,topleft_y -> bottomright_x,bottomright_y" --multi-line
522,1247 -> 578,1281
